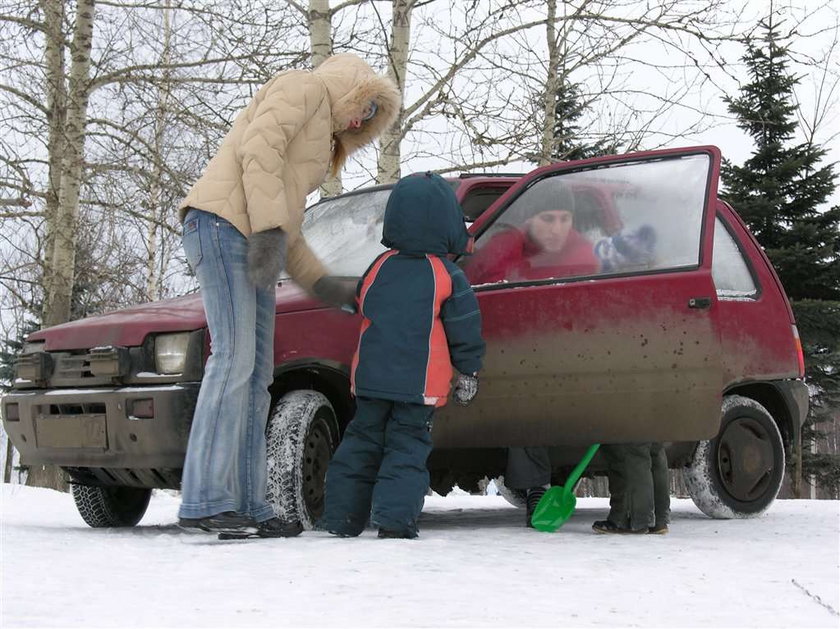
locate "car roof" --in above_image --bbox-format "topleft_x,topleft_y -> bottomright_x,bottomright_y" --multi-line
311,174 -> 525,206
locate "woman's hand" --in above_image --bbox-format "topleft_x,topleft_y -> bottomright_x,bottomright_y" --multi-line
247,228 -> 287,288
312,276 -> 357,313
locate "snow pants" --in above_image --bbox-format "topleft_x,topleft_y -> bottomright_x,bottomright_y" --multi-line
321,397 -> 434,536
505,446 -> 551,489
602,442 -> 670,530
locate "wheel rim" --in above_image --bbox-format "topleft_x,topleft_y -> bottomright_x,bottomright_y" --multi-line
716,416 -> 776,502
302,413 -> 335,519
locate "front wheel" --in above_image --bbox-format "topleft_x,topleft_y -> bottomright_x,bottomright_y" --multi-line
685,395 -> 785,519
71,484 -> 152,528
265,390 -> 339,529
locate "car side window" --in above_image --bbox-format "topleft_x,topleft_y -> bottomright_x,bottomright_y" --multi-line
712,216 -> 758,298
464,155 -> 710,286
460,186 -> 510,222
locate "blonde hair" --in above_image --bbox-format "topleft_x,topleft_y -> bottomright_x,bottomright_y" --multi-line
330,136 -> 348,176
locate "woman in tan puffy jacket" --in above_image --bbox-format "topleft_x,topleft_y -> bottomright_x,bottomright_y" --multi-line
177,53 -> 400,538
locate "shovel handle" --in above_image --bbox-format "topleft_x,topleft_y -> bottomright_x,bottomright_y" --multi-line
563,444 -> 600,492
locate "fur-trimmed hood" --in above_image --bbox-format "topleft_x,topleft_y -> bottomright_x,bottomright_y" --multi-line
314,53 -> 401,159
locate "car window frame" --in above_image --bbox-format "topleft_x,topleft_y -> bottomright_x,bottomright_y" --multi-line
460,147 -> 721,291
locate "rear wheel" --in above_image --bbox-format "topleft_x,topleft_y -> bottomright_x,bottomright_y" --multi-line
685,395 -> 785,519
71,485 -> 152,527
265,390 -> 339,529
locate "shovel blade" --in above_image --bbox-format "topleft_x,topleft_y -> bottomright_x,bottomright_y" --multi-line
530,486 -> 577,532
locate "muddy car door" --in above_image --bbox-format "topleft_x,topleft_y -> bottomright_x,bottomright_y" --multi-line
433,147 -> 723,448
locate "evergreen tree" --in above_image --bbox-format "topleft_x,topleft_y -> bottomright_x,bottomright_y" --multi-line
551,80 -> 618,161
792,301 -> 840,498
721,17 -> 840,497
721,19 -> 840,300
1,319 -> 39,483
0,319 -> 40,388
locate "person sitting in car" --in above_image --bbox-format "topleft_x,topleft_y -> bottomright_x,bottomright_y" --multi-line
464,181 -> 659,527
465,183 -> 600,285
464,182 -> 598,525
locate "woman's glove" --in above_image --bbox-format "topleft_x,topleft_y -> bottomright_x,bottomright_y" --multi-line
312,276 -> 358,313
247,228 -> 287,289
453,373 -> 479,406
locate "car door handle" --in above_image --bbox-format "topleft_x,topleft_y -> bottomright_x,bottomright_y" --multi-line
688,297 -> 712,309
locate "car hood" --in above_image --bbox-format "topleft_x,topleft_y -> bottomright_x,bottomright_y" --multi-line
29,283 -> 330,351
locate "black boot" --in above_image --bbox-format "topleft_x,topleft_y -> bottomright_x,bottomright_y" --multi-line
181,511 -> 258,534
377,528 -> 418,539
256,517 -> 303,538
525,486 -> 547,528
592,519 -> 647,535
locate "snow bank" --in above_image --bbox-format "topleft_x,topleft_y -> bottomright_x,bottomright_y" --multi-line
1,485 -> 838,628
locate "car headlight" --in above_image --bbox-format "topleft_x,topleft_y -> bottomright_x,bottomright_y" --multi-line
154,332 -> 191,375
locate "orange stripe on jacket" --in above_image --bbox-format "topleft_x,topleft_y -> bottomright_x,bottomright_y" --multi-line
423,255 -> 454,407
351,250 -> 399,395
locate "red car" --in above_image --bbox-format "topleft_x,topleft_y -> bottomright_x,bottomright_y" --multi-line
2,146 -> 807,528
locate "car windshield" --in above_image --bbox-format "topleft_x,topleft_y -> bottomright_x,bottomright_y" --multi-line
284,189 -> 392,278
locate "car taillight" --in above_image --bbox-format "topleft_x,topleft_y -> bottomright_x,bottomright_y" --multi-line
792,325 -> 805,377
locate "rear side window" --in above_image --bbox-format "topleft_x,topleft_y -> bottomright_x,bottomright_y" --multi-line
460,186 -> 511,222
712,217 -> 757,299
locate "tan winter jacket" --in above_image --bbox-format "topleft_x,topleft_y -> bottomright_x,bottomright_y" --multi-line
178,53 -> 400,290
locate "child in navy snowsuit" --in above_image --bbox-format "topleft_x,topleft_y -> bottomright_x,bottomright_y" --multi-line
321,172 -> 485,539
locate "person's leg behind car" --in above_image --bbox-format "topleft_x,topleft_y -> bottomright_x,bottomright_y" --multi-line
593,443 -> 652,534
649,442 -> 670,534
505,446 -> 552,527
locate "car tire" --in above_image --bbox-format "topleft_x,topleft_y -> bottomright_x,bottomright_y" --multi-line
495,476 -> 527,509
685,395 -> 785,519
265,390 -> 339,530
71,485 -> 152,528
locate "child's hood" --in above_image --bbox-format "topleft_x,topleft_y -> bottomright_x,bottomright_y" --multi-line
381,172 -> 472,256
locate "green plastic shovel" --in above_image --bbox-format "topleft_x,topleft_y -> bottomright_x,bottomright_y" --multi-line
530,443 -> 601,532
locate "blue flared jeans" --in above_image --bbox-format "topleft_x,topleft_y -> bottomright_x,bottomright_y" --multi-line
178,208 -> 276,522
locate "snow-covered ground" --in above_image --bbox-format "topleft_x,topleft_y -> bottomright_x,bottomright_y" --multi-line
1,485 -> 838,629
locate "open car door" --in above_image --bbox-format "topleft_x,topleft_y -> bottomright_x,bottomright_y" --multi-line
433,146 -> 723,448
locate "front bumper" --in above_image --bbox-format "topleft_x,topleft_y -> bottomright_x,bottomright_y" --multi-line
1,383 -> 199,471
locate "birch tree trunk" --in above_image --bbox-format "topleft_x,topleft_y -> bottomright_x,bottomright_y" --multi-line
42,0 -> 96,329
4,439 -> 14,483
309,0 -> 332,68
376,0 -> 412,184
538,0 -> 559,166
26,0 -> 90,492
145,2 -> 173,302
40,0 -> 66,316
310,0 -> 343,197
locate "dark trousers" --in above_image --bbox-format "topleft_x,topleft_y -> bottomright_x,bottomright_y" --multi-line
321,397 -> 434,536
505,447 -> 551,489
602,442 -> 670,530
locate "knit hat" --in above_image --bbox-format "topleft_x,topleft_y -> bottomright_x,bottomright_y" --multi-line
505,178 -> 576,226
